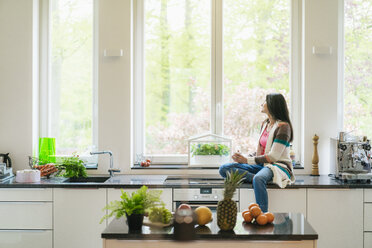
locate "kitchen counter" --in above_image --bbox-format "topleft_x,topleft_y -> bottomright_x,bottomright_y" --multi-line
1,174 -> 372,188
102,212 -> 317,248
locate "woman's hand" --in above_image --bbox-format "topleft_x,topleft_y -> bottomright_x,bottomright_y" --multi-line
232,153 -> 248,164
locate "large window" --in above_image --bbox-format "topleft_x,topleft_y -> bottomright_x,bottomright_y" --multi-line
344,0 -> 372,137
40,0 -> 97,157
135,0 -> 295,164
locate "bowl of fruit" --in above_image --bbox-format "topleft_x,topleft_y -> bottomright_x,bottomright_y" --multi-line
242,203 -> 275,226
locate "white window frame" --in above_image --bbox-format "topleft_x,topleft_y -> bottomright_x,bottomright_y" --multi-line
38,0 -> 99,163
133,0 -> 302,165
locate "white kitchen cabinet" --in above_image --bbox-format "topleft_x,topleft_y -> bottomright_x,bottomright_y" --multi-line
239,188 -> 306,216
0,202 -> 52,229
364,203 -> 372,231
365,232 -> 372,248
0,230 -> 52,248
307,188 -> 363,248
54,188 -> 107,248
0,188 -> 52,201
364,189 -> 372,202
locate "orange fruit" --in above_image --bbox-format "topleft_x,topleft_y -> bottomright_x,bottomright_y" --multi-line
256,214 -> 268,225
250,206 -> 262,218
242,210 -> 250,217
243,212 -> 253,223
265,212 -> 275,223
248,203 -> 259,210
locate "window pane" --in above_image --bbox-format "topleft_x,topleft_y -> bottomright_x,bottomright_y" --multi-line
144,0 -> 211,155
50,0 -> 94,155
223,0 -> 291,154
344,0 -> 372,137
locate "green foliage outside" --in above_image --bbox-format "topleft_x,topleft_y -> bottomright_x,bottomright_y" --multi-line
100,186 -> 163,223
55,155 -> 87,178
344,0 -> 372,138
191,143 -> 230,156
145,0 -> 290,155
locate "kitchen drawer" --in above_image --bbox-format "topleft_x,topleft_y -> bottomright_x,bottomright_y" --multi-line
0,188 -> 52,201
0,202 -> 52,229
364,203 -> 372,231
364,189 -> 372,202
365,232 -> 372,248
0,230 -> 52,248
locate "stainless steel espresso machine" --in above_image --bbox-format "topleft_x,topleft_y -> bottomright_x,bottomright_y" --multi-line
331,136 -> 372,182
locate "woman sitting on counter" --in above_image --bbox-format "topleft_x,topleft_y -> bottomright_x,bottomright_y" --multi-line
219,93 -> 295,212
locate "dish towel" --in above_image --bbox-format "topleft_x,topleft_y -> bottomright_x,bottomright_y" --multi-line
266,164 -> 296,188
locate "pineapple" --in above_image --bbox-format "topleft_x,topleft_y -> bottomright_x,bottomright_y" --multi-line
217,170 -> 246,231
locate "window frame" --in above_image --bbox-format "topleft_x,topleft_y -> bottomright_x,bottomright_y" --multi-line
38,0 -> 99,162
133,0 -> 302,165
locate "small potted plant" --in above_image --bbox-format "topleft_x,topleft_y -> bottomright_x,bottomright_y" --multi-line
100,186 -> 163,231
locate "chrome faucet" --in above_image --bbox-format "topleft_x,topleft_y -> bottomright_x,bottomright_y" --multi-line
90,151 -> 121,177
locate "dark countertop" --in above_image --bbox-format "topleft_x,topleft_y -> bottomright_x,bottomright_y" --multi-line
1,174 -> 372,188
102,212 -> 317,241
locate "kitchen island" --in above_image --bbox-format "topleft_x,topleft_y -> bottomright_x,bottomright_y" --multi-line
102,213 -> 318,248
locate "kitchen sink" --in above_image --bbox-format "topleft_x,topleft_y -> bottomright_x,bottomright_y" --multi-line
63,176 -> 110,183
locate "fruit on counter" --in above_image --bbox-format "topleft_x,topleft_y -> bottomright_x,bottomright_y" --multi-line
140,161 -> 150,167
194,206 -> 212,226
217,170 -> 246,231
243,211 -> 253,223
178,203 -> 192,210
241,210 -> 250,217
148,206 -> 173,224
250,206 -> 262,218
256,214 -> 268,225
248,203 -> 259,210
265,212 -> 275,224
195,225 -> 212,234
242,205 -> 275,225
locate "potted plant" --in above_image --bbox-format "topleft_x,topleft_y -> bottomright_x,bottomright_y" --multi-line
55,154 -> 87,179
100,186 -> 163,231
190,143 -> 230,166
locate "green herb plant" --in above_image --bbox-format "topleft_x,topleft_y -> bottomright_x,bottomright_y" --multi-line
191,143 -> 229,156
56,154 -> 87,178
100,186 -> 163,223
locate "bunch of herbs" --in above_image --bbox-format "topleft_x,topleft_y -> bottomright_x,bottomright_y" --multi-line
56,155 -> 87,178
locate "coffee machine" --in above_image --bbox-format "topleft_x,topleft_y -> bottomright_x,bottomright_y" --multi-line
330,137 -> 372,182
0,153 -> 14,182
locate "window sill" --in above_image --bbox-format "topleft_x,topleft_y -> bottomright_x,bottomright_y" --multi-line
131,164 -> 304,170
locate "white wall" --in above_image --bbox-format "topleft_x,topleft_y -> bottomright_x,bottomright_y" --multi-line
0,0 -> 344,175
0,0 -> 37,172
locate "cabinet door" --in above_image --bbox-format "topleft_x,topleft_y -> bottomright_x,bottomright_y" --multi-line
0,230 -> 52,248
365,232 -> 372,248
307,189 -> 363,248
239,188 -> 306,216
54,188 -> 107,248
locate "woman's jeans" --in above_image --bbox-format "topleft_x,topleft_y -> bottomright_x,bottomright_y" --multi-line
219,163 -> 273,212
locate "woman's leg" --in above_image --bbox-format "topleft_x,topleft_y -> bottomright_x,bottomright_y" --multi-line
219,163 -> 263,183
252,167 -> 273,212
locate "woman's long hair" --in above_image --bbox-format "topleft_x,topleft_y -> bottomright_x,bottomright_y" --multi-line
266,93 -> 293,142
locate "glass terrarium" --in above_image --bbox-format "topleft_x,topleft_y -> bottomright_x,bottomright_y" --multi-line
188,134 -> 232,167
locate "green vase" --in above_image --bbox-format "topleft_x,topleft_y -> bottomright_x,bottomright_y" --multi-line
39,137 -> 56,164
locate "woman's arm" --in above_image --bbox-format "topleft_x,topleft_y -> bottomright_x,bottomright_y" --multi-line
247,123 -> 291,165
